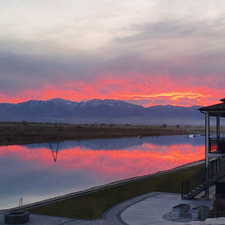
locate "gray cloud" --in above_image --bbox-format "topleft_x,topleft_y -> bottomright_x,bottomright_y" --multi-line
1,40 -> 225,95
1,13 -> 225,96
0,43 -> 104,93
117,17 -> 225,42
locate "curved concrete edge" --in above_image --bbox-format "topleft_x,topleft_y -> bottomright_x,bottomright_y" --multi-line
103,192 -> 161,225
118,192 -> 213,225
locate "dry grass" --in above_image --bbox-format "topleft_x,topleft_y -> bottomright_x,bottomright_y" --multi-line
29,164 -> 203,219
0,122 -> 204,146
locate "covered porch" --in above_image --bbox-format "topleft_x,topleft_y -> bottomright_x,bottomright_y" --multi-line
200,98 -> 225,155
182,98 -> 225,200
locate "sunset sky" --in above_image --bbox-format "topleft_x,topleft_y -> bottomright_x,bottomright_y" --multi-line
1,0 -> 225,106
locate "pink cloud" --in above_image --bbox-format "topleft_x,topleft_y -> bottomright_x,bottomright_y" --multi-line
0,74 -> 223,106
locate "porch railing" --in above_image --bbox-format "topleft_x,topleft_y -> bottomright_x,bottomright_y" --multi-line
181,157 -> 225,199
209,138 -> 225,154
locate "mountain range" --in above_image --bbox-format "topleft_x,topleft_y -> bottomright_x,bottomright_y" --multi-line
0,98 -> 204,125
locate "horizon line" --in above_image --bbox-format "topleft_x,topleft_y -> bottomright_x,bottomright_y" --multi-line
0,97 -> 203,108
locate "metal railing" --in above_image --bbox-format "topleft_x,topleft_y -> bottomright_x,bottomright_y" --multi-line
181,157 -> 225,199
209,138 -> 225,154
181,167 -> 206,199
209,210 -> 225,218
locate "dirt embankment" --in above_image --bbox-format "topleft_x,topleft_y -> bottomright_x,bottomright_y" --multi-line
0,122 -> 204,146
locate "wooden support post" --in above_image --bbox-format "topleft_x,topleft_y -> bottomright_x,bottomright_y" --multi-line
205,112 -> 210,199
205,113 -> 209,170
217,116 -> 220,139
216,159 -> 218,173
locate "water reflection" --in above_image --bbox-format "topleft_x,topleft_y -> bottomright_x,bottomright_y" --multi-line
26,135 -> 204,150
48,143 -> 60,162
0,135 -> 204,209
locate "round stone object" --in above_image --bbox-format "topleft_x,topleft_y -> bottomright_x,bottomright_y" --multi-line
4,210 -> 30,224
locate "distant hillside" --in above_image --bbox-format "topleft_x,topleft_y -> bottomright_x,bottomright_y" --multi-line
0,98 -> 203,125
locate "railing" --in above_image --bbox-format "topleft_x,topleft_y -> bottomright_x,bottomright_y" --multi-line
181,167 -> 206,199
208,210 -> 225,218
209,138 -> 225,154
181,157 -> 225,199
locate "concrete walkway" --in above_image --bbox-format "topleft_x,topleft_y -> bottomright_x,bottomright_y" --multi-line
120,192 -> 225,225
121,192 -> 212,225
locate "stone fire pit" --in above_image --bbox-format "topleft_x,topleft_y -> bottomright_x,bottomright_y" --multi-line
4,210 -> 30,224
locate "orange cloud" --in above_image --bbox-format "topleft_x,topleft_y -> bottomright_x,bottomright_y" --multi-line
129,92 -> 204,100
0,74 -> 223,106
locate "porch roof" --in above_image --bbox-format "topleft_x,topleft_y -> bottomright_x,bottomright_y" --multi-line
199,98 -> 225,117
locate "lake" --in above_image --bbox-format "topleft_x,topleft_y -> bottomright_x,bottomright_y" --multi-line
0,135 -> 205,209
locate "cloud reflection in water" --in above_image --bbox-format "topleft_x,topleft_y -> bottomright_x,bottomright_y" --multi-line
0,135 -> 204,209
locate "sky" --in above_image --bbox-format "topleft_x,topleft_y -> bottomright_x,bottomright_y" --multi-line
1,0 -> 225,106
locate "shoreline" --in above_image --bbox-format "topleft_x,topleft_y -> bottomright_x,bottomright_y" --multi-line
0,159 -> 204,217
0,124 -> 206,219
0,122 -> 204,146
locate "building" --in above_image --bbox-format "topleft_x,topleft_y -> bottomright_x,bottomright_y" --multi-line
182,98 -> 225,200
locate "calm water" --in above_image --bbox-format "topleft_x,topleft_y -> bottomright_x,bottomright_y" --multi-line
0,135 -> 205,209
